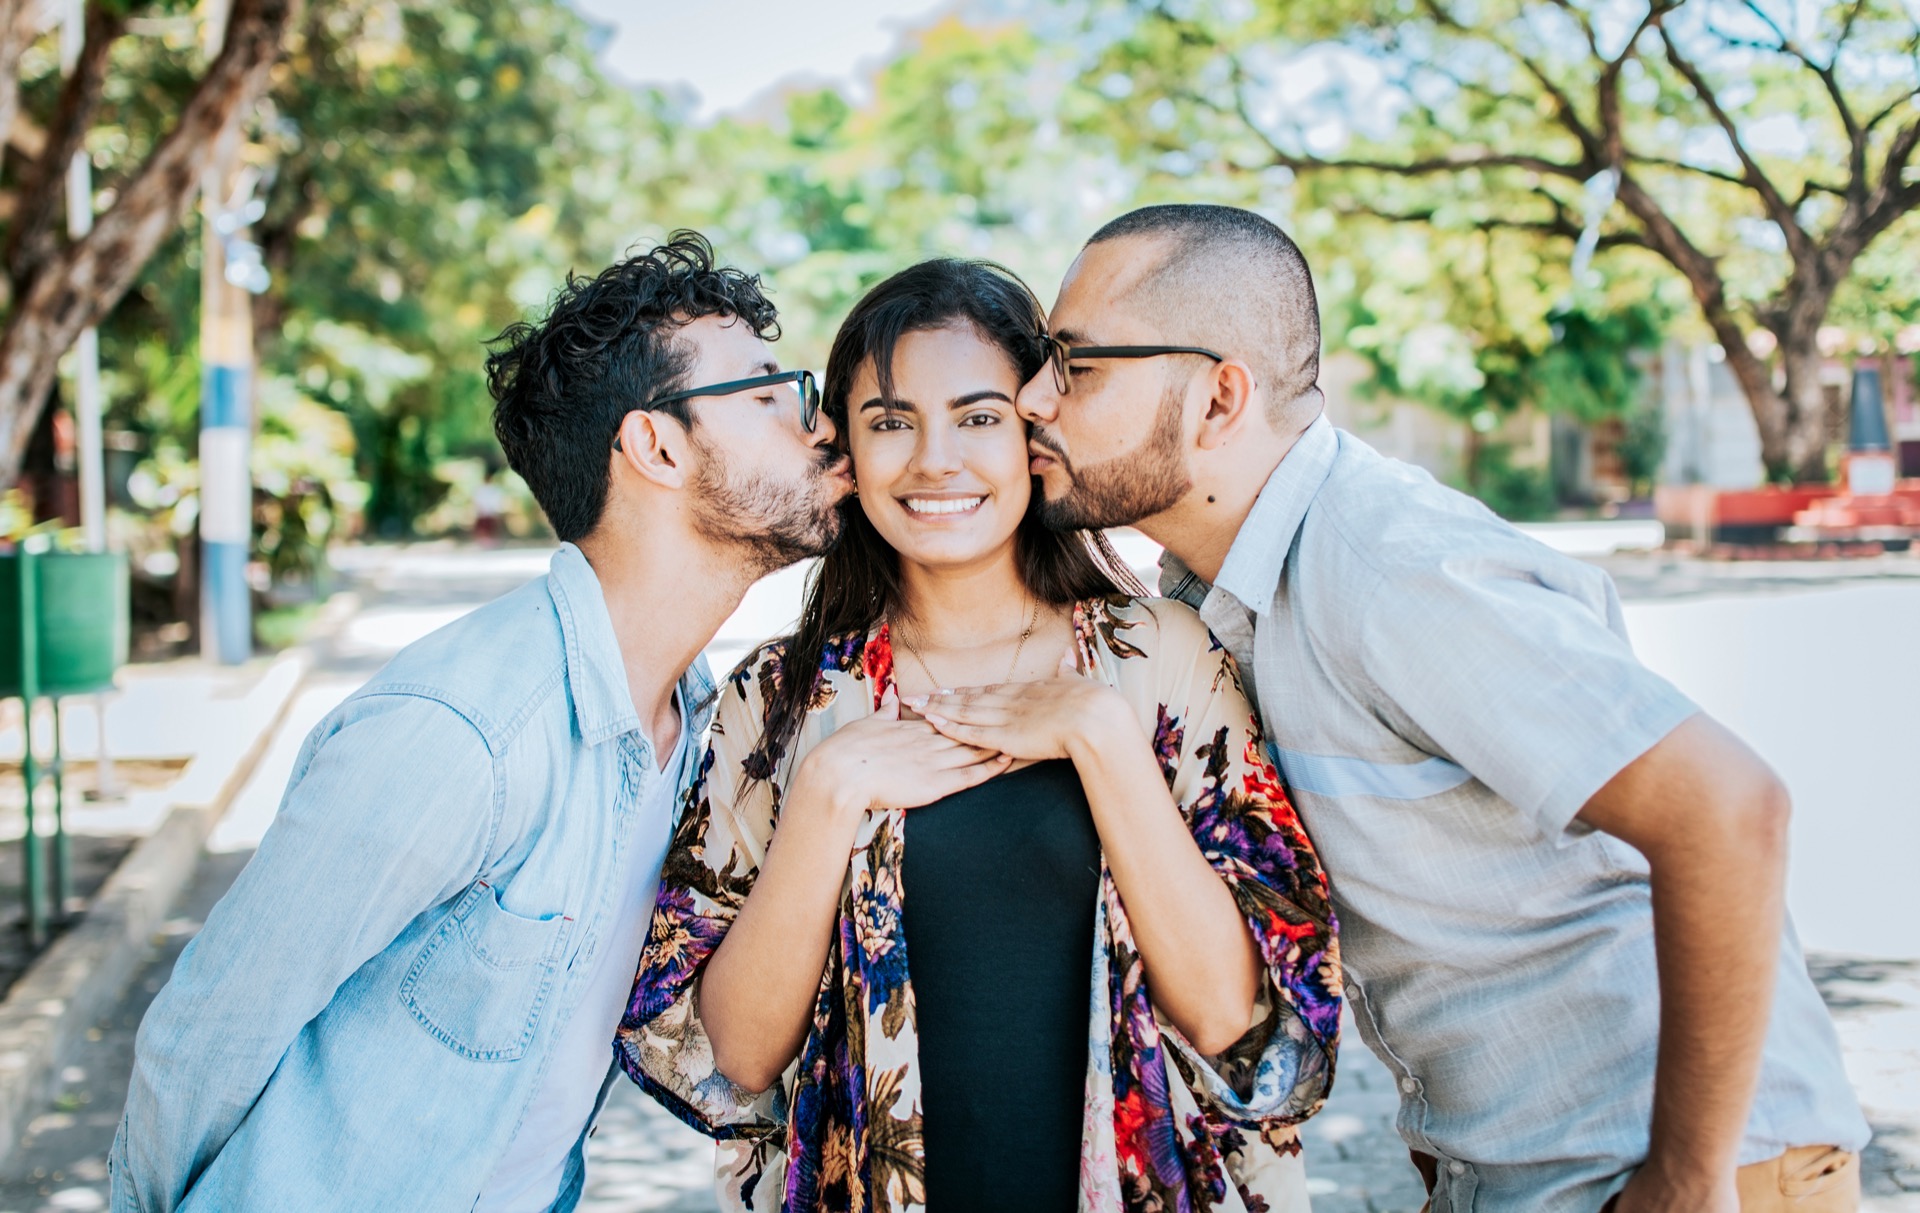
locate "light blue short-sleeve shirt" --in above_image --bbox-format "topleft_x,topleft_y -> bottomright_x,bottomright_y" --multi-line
1162,415 -> 1868,1213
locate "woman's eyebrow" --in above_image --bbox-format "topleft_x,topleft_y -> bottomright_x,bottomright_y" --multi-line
949,390 -> 1012,408
858,395 -> 917,413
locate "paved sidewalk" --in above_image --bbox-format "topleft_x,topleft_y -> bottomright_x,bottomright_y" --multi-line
575,1015 -> 1432,1213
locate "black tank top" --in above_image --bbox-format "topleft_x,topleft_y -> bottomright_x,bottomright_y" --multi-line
902,759 -> 1102,1213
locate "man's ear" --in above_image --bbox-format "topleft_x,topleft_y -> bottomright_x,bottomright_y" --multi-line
614,409 -> 691,490
1194,359 -> 1262,451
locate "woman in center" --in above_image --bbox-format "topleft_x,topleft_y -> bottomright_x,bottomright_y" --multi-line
619,259 -> 1340,1213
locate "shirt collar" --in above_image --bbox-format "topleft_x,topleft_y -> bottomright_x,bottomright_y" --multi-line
545,542 -> 717,751
1161,412 -> 1339,618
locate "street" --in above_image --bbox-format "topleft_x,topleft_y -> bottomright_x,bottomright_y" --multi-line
3,543 -> 1916,1213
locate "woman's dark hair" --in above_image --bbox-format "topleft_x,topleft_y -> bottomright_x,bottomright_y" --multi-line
757,258 -> 1146,778
485,230 -> 778,542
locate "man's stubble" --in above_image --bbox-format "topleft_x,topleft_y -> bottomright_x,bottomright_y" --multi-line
1035,378 -> 1190,532
687,430 -> 846,576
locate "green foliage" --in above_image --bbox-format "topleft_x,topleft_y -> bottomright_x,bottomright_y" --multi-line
101,0 -> 681,547
79,0 -> 1918,562
1616,402 -> 1668,500
1467,443 -> 1558,521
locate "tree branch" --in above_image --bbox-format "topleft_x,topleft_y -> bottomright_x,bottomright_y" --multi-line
1627,151 -> 1747,186
1659,28 -> 1812,258
0,0 -> 305,479
1864,87 -> 1918,136
1219,57 -> 1583,180
1735,0 -> 1865,153
1596,1 -> 1676,166
5,1 -> 127,290
0,0 -> 38,185
1421,0 -> 1603,161
1337,197 -> 1652,251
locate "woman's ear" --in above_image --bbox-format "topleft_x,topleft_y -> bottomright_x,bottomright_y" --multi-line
614,409 -> 690,491
1194,360 -> 1262,451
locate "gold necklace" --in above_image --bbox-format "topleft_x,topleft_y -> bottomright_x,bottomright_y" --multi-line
896,597 -> 1039,692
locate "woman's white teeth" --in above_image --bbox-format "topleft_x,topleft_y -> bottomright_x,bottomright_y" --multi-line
904,497 -> 984,515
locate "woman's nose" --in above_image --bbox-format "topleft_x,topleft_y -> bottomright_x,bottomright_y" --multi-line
909,425 -> 964,475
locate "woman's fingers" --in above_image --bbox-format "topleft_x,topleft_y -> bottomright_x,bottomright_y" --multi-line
916,731 -> 1000,766
920,714 -> 995,749
920,751 -> 1015,799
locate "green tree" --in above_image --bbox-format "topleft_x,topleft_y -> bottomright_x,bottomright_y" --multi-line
0,0 -> 300,481
1075,0 -> 1920,482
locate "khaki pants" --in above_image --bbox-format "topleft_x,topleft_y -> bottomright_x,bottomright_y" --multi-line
1414,1145 -> 1862,1211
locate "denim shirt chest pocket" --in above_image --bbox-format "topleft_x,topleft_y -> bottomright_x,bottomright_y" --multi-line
401,877 -> 574,1061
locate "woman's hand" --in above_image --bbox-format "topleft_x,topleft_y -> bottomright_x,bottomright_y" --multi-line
793,690 -> 1013,820
909,651 -> 1136,764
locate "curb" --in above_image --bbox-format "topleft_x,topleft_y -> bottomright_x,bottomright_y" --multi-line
0,644 -> 312,1165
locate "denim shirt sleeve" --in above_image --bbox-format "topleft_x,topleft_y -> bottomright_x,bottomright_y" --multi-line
110,692 -> 498,1212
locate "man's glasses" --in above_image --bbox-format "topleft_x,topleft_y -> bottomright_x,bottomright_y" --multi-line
618,370 -> 822,450
1040,332 -> 1224,396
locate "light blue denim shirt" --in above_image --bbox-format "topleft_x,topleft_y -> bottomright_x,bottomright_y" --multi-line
1163,416 -> 1868,1213
110,544 -> 715,1213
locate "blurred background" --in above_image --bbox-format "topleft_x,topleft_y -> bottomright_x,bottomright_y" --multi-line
0,0 -> 1913,1210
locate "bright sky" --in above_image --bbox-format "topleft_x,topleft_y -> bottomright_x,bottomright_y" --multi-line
570,0 -> 954,116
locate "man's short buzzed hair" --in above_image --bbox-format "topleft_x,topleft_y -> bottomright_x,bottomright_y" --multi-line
1087,204 -> 1322,426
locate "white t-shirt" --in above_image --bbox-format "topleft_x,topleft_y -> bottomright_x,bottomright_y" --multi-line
475,710 -> 692,1212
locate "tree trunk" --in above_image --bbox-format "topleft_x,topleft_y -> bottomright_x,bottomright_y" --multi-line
0,0 -> 302,484
1775,333 -> 1835,484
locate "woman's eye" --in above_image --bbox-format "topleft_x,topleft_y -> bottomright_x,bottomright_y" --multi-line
959,411 -> 1000,427
871,415 -> 910,432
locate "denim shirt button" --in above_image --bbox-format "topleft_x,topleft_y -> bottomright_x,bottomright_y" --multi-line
1448,1160 -> 1467,1176
1344,984 -> 1359,1000
1399,1075 -> 1421,1094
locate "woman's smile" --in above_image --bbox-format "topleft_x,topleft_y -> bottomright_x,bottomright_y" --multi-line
900,494 -> 987,518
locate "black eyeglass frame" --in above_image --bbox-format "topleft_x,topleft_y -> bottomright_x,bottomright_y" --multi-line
1041,336 -> 1225,396
616,370 -> 822,450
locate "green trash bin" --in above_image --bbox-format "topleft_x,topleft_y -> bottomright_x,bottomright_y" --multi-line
0,550 -> 129,697
0,548 -> 129,946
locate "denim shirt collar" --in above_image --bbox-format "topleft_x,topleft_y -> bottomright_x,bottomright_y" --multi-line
545,542 -> 717,752
1160,413 -> 1339,618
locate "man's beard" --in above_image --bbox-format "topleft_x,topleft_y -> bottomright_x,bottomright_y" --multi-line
1035,381 -> 1190,532
687,432 -> 846,575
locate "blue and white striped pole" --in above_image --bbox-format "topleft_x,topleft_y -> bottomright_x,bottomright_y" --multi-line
199,338 -> 250,665
199,113 -> 252,665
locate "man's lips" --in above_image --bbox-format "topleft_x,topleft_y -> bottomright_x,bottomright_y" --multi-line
1028,440 -> 1062,471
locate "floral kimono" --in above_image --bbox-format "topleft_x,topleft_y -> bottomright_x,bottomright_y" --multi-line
617,595 -> 1342,1213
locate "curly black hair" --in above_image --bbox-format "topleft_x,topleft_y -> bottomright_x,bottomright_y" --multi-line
485,230 -> 780,542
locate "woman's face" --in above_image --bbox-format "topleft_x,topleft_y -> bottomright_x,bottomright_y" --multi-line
847,325 -> 1032,576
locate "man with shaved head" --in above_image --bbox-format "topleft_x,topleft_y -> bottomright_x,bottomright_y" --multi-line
1000,204 -> 1868,1213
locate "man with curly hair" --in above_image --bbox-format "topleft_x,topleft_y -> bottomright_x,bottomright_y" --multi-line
111,232 -> 851,1213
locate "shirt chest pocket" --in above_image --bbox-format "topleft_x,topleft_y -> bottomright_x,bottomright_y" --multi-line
401,879 -> 573,1061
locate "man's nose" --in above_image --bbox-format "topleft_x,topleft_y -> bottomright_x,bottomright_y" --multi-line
1015,370 -> 1057,424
